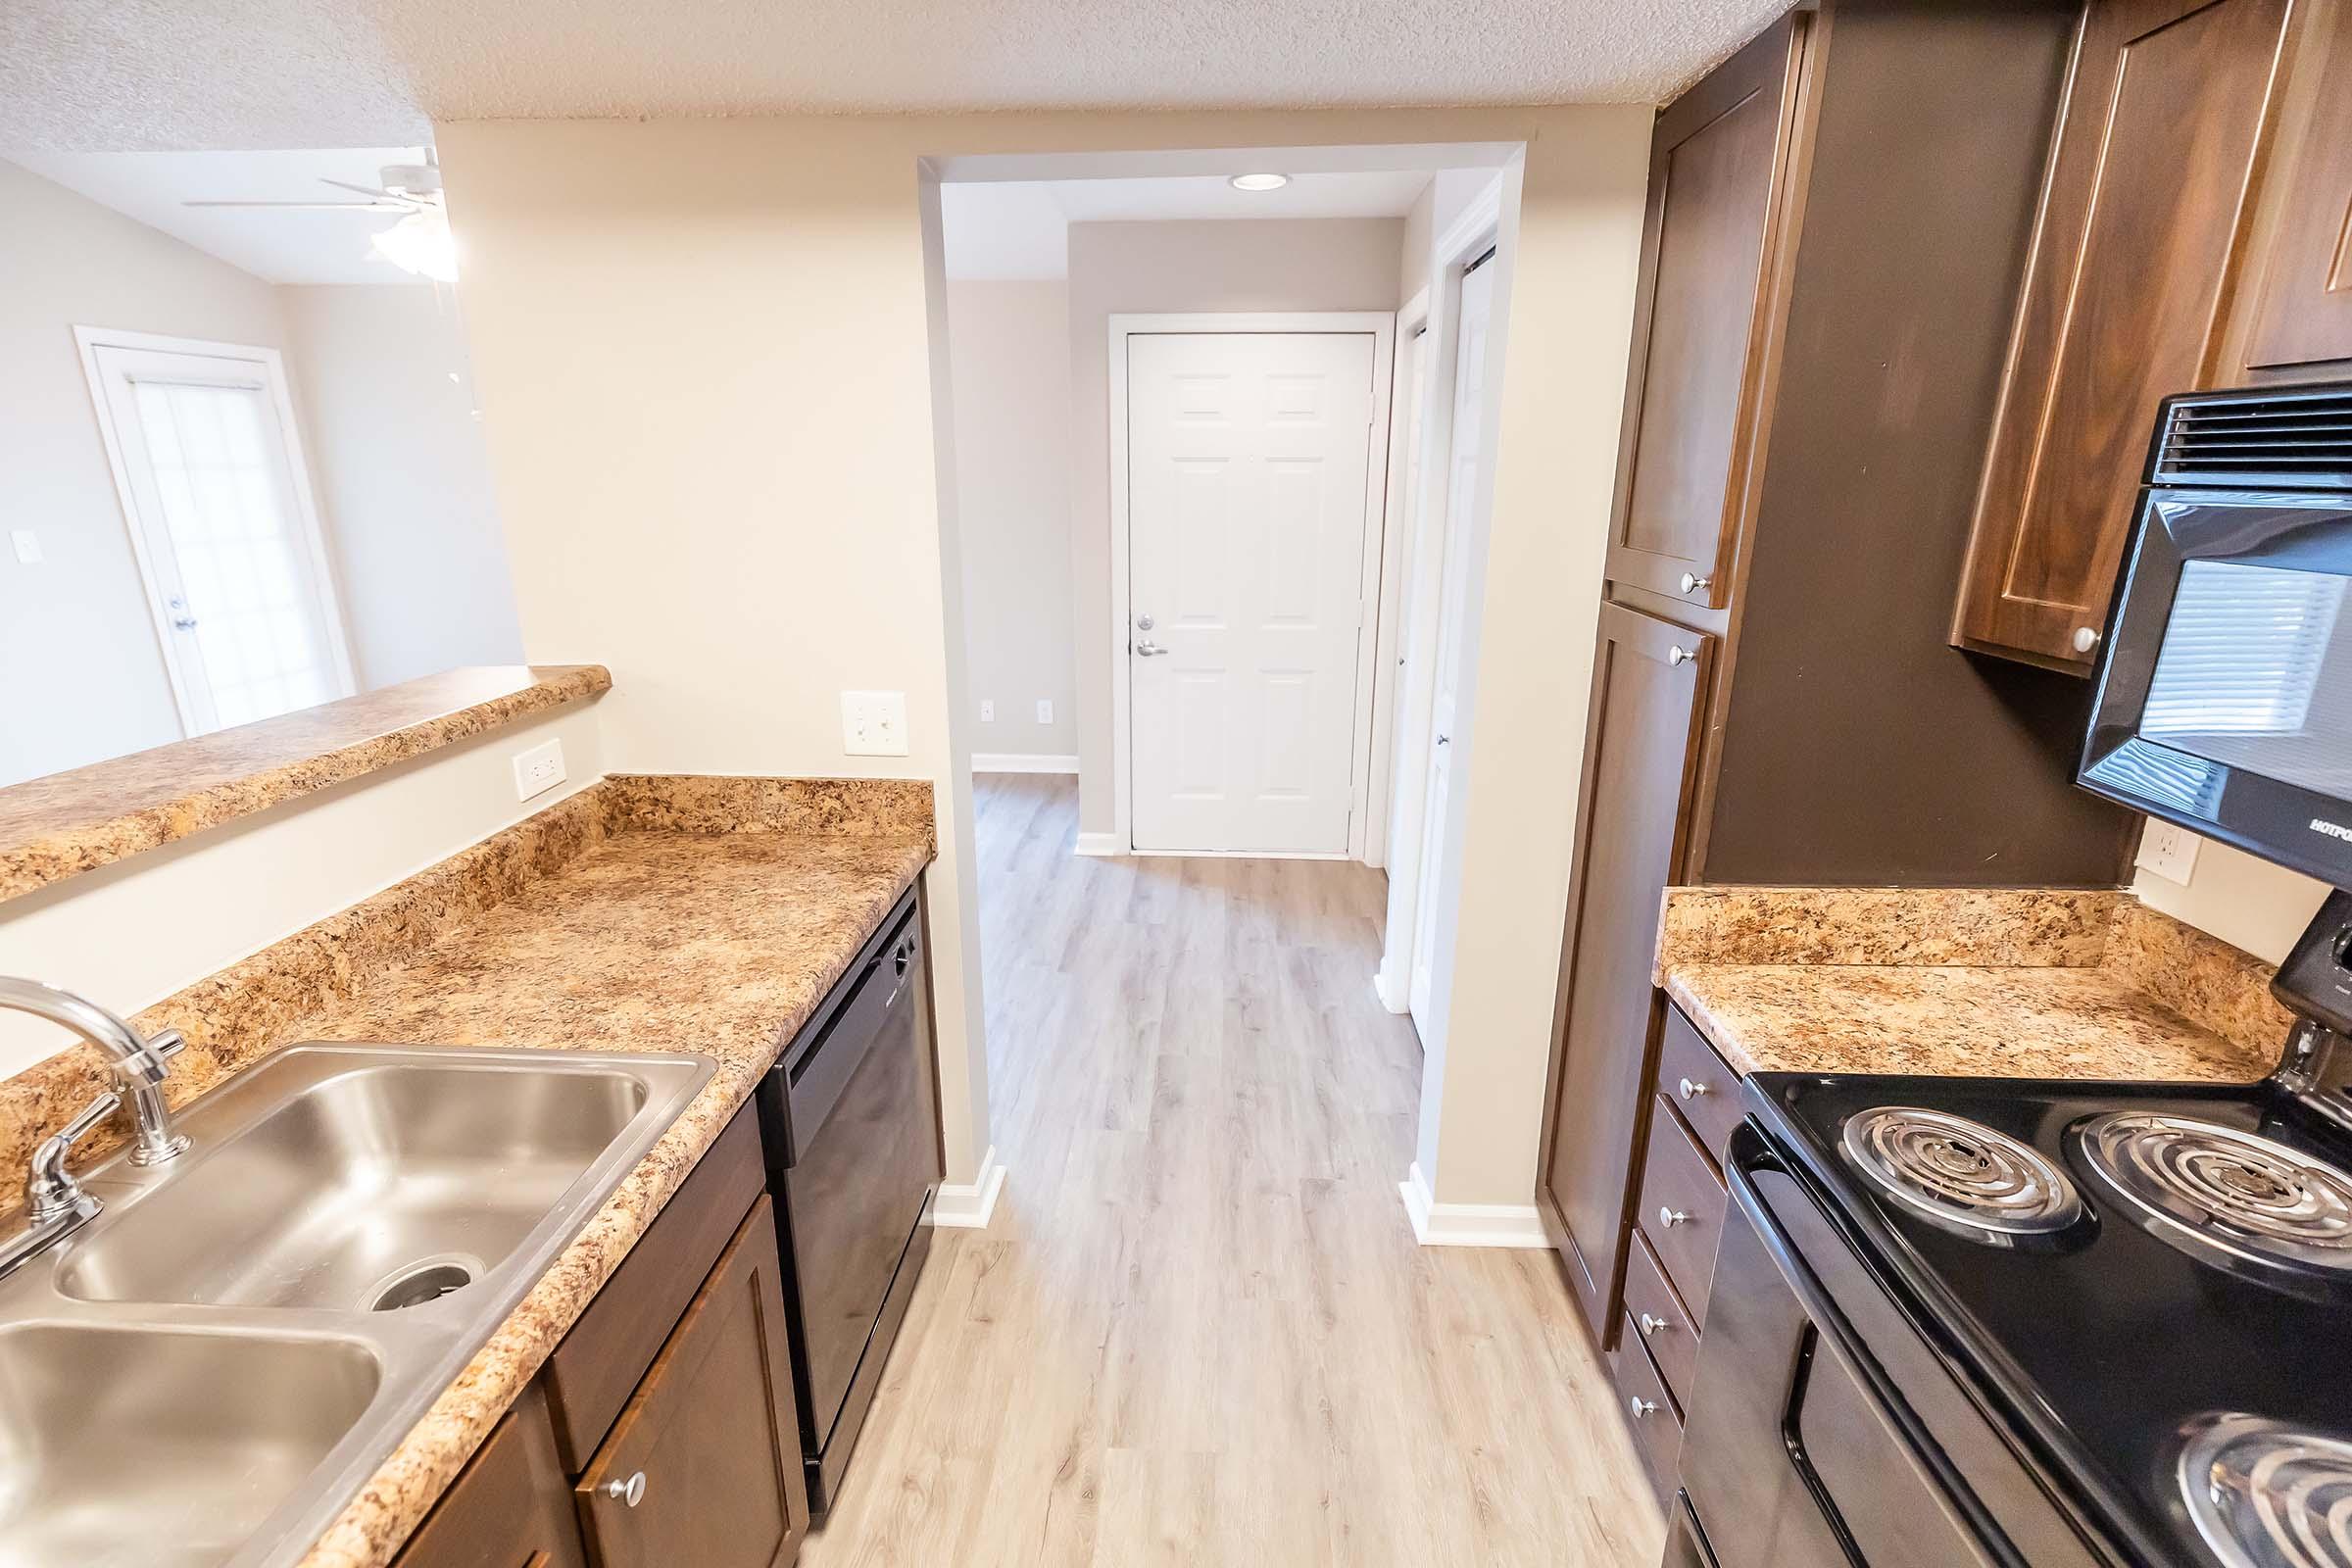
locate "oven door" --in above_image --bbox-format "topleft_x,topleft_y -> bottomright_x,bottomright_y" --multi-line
1679,1130 -> 2089,1568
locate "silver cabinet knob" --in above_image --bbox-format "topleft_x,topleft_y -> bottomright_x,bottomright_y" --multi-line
1678,1077 -> 1708,1101
602,1470 -> 648,1507
2072,625 -> 2101,654
1135,641 -> 1169,658
1667,646 -> 1695,666
1639,1312 -> 1673,1337
1659,1206 -> 1690,1229
1679,572 -> 1711,596
1630,1396 -> 1658,1419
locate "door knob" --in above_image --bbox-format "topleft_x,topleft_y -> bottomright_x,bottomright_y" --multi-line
1659,1206 -> 1690,1229
1136,613 -> 1155,631
1135,641 -> 1169,658
602,1471 -> 648,1507
1679,572 -> 1711,596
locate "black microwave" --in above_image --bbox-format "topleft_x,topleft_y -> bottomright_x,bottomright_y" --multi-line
2080,382 -> 2352,890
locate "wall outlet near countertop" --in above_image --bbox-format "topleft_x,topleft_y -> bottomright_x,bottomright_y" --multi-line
842,690 -> 910,757
512,738 -> 567,801
2135,817 -> 2201,884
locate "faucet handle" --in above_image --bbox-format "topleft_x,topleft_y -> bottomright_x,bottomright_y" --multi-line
27,1090 -> 121,1222
147,1028 -> 186,1063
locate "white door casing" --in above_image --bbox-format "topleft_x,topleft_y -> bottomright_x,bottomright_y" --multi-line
1124,329 -> 1381,856
1408,259 -> 1496,1030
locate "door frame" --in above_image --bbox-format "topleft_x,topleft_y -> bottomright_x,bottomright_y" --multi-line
1375,181 -> 1504,1012
74,324 -> 357,734
1107,311 -> 1397,858
1361,288 -> 1433,871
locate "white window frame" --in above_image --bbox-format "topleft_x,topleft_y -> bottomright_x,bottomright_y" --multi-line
74,325 -> 357,735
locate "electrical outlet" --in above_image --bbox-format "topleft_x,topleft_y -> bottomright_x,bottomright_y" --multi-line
2135,818 -> 2201,884
979,699 -> 996,723
512,738 -> 567,801
842,690 -> 909,757
1036,698 -> 1054,724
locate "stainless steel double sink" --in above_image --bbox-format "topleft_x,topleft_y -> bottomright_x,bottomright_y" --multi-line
0,1043 -> 715,1568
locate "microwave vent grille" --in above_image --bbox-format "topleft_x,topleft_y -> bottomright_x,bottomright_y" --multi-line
2151,385 -> 2352,490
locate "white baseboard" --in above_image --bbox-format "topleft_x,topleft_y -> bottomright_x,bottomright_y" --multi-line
1372,959 -> 1410,1014
1397,1161 -> 1548,1249
1073,831 -> 1122,857
932,1144 -> 1006,1229
971,753 -> 1079,775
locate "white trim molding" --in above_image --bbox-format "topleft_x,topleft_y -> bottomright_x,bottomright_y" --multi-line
1372,959 -> 1411,1015
932,1144 -> 1007,1229
971,753 -> 1080,774
1397,1161 -> 1546,1249
1073,831 -> 1123,858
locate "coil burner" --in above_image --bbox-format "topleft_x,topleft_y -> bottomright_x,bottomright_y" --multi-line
1839,1106 -> 2083,1243
2180,1413 -> 2352,1568
2073,1113 -> 2352,1279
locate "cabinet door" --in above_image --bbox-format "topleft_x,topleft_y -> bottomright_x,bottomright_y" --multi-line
1604,14 -> 1808,612
574,1193 -> 808,1568
395,1383 -> 587,1568
1538,604 -> 1713,1344
2240,12 -> 2352,375
1953,0 -> 2295,671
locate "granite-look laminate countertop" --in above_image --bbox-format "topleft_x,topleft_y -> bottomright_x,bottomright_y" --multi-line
1653,886 -> 2291,1085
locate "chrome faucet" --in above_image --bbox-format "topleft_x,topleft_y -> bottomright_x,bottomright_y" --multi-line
0,1089 -> 119,1281
0,978 -> 191,1166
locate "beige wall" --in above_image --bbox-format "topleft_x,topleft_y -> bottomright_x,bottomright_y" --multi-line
435,105 -> 1654,1210
947,279 -> 1076,762
1065,216 -> 1406,831
280,284 -> 524,689
0,160 -> 295,784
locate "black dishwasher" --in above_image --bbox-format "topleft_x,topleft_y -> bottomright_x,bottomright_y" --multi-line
755,883 -> 941,1518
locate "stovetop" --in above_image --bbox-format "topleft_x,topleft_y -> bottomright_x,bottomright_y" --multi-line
1745,1071 -> 2352,1568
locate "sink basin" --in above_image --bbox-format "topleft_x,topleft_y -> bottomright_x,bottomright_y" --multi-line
0,1322 -> 379,1568
62,1057 -> 662,1310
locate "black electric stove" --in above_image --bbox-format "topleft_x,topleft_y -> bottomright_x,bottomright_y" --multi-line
1740,1065 -> 2352,1568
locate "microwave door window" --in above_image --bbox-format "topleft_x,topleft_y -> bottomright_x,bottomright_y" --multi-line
2140,561 -> 2352,797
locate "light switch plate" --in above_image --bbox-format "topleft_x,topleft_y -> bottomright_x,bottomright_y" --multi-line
512,738 -> 567,801
842,691 -> 909,757
979,699 -> 996,723
9,529 -> 41,564
1036,698 -> 1054,724
2135,818 -> 2201,884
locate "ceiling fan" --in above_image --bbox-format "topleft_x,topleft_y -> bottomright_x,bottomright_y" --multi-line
181,162 -> 458,281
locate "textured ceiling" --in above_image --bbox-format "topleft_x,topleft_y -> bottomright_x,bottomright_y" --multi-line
1,0 -> 1791,154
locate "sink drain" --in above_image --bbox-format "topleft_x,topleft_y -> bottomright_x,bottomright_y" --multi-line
367,1258 -> 476,1311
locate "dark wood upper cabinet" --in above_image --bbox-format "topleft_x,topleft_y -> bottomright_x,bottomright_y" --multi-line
1539,604 -> 1711,1338
2237,8 -> 2352,377
1952,0 -> 2298,673
574,1193 -> 808,1568
1604,15 -> 1808,612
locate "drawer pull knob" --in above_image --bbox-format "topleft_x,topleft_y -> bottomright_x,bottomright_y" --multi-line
1630,1396 -> 1659,1419
1679,572 -> 1712,596
603,1471 -> 648,1508
1678,1077 -> 1709,1101
1659,1206 -> 1690,1229
1639,1312 -> 1673,1337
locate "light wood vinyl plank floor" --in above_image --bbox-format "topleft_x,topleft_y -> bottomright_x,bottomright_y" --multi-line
800,774 -> 1665,1567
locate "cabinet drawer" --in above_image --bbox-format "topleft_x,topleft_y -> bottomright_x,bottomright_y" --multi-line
575,1192 -> 808,1568
1638,1101 -> 1729,1317
1657,1006 -> 1740,1166
394,1382 -> 586,1568
1623,1228 -> 1699,1411
1614,1311 -> 1684,1506
543,1103 -> 765,1473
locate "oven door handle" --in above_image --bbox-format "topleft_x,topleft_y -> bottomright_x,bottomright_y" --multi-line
1728,1158 -> 2029,1568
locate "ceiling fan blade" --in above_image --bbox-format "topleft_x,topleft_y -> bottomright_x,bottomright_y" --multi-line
318,177 -> 415,202
181,199 -> 406,210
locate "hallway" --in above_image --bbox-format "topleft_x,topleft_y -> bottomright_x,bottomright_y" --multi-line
800,773 -> 1663,1566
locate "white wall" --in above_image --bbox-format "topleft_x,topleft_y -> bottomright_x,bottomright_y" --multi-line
2133,831 -> 2330,965
1065,216 -> 1406,832
0,701 -> 605,1072
434,106 -> 1653,1216
946,279 -> 1076,763
0,159 -> 292,784
279,284 -> 524,689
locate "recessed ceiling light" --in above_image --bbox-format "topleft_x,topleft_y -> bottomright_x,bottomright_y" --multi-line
1229,172 -> 1290,192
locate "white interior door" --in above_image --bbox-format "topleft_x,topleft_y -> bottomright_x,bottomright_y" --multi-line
1408,261 -> 1495,1030
81,335 -> 354,735
1126,331 -> 1379,855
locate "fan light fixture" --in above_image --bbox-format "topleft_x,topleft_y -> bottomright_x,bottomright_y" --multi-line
370,209 -> 458,282
1229,172 -> 1290,192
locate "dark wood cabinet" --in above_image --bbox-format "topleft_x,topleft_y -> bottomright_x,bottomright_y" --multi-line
1952,0 -> 2299,672
394,1384 -> 588,1568
1540,605 -> 1712,1332
1604,16 -> 1808,612
574,1193 -> 808,1568
2236,5 -> 2352,378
